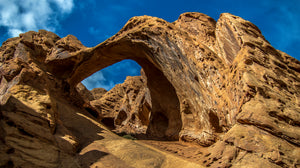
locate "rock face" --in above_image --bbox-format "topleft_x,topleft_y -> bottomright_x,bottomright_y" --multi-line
76,70 -> 151,135
0,12 -> 300,167
76,83 -> 107,101
76,83 -> 95,101
90,87 -> 107,100
90,73 -> 151,135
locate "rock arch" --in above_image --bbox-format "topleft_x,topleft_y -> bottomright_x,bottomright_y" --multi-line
71,44 -> 183,140
45,14 -> 224,144
44,12 -> 290,146
2,12 -> 300,167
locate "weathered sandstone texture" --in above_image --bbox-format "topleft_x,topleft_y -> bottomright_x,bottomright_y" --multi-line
0,12 -> 300,167
76,70 -> 151,135
90,73 -> 151,135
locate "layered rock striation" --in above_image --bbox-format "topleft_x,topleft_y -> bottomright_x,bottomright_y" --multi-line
0,12 -> 299,167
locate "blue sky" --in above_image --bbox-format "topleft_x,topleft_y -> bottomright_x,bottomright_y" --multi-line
0,0 -> 299,90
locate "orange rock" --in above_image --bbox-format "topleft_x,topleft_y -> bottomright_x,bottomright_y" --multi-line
0,12 -> 299,167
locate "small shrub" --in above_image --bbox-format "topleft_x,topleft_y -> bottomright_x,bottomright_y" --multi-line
122,134 -> 137,140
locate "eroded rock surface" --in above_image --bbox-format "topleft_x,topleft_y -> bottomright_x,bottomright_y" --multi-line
76,69 -> 151,135
91,73 -> 151,135
0,12 -> 299,167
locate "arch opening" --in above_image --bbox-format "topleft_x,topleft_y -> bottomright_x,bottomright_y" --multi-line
82,59 -> 141,91
80,57 -> 182,141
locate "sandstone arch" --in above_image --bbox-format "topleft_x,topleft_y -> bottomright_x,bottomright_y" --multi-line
45,13 -> 232,145
72,47 -> 183,140
1,12 -> 300,167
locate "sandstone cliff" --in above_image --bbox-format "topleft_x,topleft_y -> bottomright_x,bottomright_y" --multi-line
0,12 -> 299,167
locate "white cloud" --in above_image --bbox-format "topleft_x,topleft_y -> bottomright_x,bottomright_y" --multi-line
82,71 -> 116,91
0,0 -> 74,37
52,0 -> 74,13
8,29 -> 23,37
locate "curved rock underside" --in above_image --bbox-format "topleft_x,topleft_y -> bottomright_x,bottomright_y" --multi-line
0,12 -> 300,167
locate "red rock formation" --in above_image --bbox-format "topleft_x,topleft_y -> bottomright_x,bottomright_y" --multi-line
0,12 -> 299,167
90,88 -> 107,100
90,73 -> 151,134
